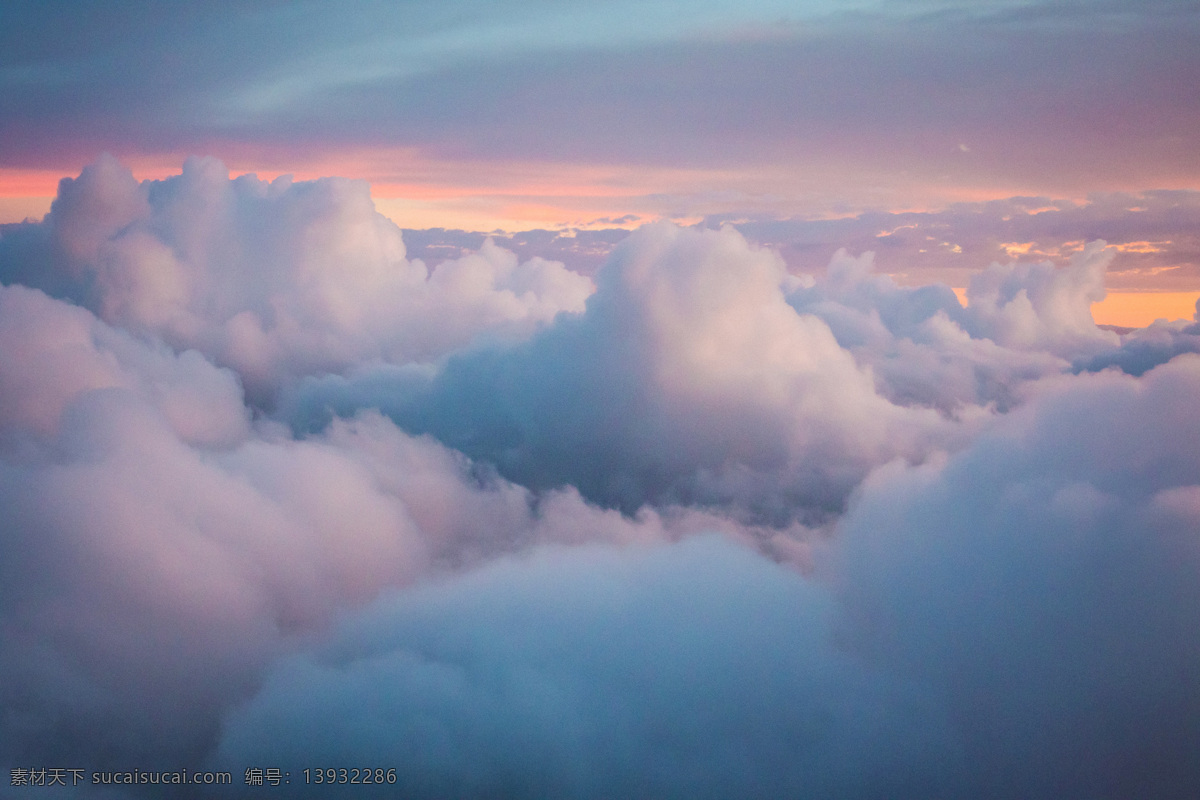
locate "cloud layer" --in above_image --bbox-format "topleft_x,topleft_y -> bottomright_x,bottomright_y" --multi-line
215,537 -> 959,799
0,158 -> 1197,797
220,356 -> 1200,798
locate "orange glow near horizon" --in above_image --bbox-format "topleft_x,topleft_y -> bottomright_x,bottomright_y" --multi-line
2,156 -> 1198,305
0,148 -> 1092,231
7,143 -> 1200,228
0,168 -> 69,196
950,288 -> 1200,329
0,153 -> 749,230
1091,292 -> 1200,328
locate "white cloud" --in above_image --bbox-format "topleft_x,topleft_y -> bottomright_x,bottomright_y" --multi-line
1,158 -> 1198,795
784,248 -> 1068,412
0,155 -> 593,402
0,285 -> 762,773
288,223 -> 958,520
0,282 -> 248,447
960,240 -> 1119,357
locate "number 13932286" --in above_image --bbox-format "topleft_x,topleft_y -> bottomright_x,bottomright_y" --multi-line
304,768 -> 397,785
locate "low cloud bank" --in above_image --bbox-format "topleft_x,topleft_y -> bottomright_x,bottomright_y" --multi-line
1077,301 -> 1200,376
215,537 -> 960,799
405,190 -> 1200,294
218,355 -> 1200,798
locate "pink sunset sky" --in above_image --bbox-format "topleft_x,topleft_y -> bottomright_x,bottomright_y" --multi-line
3,0 -> 1200,324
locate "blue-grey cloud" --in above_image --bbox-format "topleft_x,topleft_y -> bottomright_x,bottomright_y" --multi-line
214,537 -> 961,799
1076,308 -> 1200,376
216,354 -> 1200,800
836,353 -> 1200,798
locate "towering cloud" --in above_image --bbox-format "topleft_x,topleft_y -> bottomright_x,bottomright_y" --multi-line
959,241 -> 1118,357
784,248 -> 1066,412
287,223 -> 962,521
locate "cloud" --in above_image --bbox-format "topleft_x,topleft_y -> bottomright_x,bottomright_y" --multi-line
833,354 -> 1200,797
958,240 -> 1119,357
217,355 -> 1200,799
0,283 -> 248,450
401,227 -> 631,278
287,223 -> 959,521
0,156 -> 593,403
1,157 -> 1198,797
0,282 -> 782,778
1077,305 -> 1200,376
783,248 -> 1068,411
4,2 -> 1199,216
214,537 -> 959,799
397,189 -> 1200,295
289,226 -> 1125,519
713,191 -> 1200,293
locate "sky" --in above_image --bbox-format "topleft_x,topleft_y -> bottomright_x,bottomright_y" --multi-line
3,0 -> 1200,320
1,2 -> 1200,798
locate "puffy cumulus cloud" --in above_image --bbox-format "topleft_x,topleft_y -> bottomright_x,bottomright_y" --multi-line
0,156 -> 593,402
214,354 -> 1200,800
214,537 -> 959,799
836,354 -> 1200,798
2,158 -> 1197,797
0,286 -> 740,777
0,394 -> 419,766
287,223 -> 958,522
292,227 -> 1125,522
0,283 -> 248,448
0,420 -> 684,776
960,240 -> 1119,358
785,248 -> 1066,412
